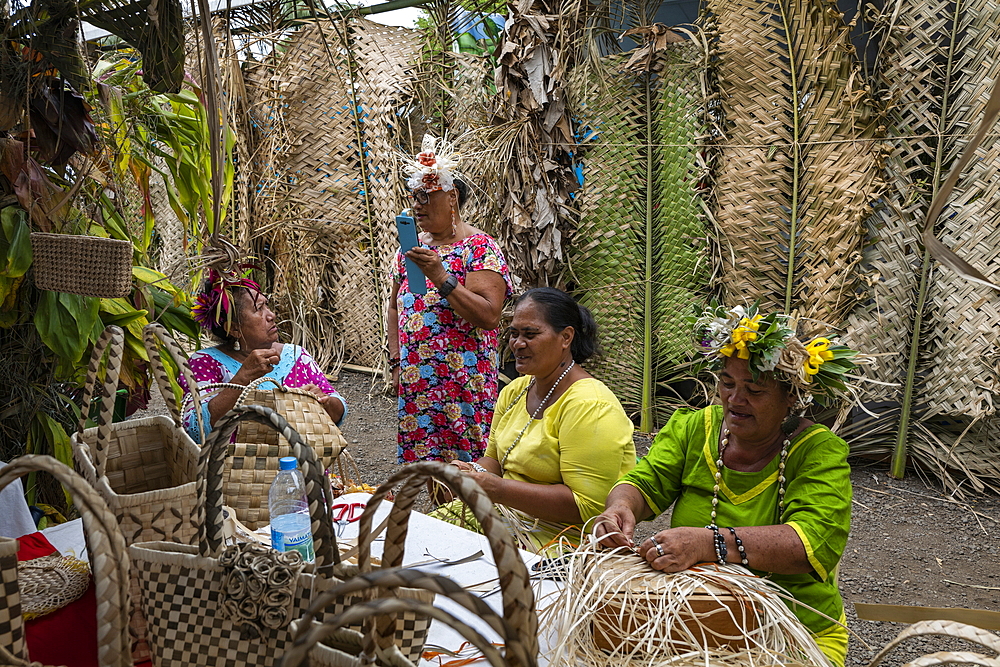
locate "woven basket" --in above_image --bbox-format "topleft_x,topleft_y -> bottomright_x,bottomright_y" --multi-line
210,377 -> 348,529
127,406 -> 431,667
289,461 -> 539,667
71,325 -> 202,662
0,455 -> 131,667
29,233 -> 133,298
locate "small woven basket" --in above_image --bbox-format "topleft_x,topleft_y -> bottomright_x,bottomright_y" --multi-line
30,232 -> 133,298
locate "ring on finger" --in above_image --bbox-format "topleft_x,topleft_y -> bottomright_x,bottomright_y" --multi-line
654,542 -> 665,557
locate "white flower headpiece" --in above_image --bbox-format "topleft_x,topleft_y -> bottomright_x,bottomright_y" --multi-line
404,134 -> 461,193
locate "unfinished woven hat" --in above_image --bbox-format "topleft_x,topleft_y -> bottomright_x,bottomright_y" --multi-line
403,134 -> 462,193
690,301 -> 870,408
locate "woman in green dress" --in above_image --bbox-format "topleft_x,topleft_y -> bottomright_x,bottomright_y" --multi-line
595,303 -> 867,667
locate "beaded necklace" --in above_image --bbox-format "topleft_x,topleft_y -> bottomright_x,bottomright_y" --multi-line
499,360 -> 575,473
710,426 -> 790,529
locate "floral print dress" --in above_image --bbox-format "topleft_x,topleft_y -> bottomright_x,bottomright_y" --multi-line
394,233 -> 514,463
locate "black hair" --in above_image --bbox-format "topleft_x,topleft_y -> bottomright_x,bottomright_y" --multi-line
453,178 -> 469,209
205,285 -> 252,344
515,287 -> 602,364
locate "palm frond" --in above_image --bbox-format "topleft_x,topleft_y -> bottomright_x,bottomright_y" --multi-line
568,41 -> 711,431
707,0 -> 882,323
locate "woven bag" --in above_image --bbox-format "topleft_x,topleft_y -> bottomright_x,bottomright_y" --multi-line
29,233 -> 132,298
199,375 -> 348,529
0,454 -> 131,667
128,406 -> 431,667
287,461 -> 540,667
71,324 -> 202,662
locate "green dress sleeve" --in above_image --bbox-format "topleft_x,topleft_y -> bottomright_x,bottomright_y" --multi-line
781,430 -> 852,581
614,407 -> 706,516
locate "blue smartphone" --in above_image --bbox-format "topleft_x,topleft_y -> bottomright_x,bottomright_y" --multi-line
395,209 -> 427,294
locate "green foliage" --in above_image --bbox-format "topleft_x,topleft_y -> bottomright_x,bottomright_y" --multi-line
34,291 -> 101,364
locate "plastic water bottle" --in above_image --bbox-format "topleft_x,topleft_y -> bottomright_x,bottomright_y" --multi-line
268,457 -> 315,563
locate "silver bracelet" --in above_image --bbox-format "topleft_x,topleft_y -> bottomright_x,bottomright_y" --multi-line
470,462 -> 489,473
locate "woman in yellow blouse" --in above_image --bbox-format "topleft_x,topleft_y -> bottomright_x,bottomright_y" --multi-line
441,287 -> 636,553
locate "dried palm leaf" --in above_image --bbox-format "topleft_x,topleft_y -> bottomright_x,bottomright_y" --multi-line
492,0 -> 586,285
707,0 -> 882,324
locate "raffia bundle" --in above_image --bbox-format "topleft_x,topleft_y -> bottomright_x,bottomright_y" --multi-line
543,543 -> 833,667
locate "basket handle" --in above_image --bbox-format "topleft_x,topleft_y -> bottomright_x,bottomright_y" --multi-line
142,323 -> 206,441
295,567 -> 514,661
0,455 -> 131,667
76,326 -> 125,479
356,462 -> 538,667
281,597 -> 507,667
200,406 -> 336,568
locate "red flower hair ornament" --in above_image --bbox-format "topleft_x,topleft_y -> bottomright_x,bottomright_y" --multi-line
191,267 -> 262,333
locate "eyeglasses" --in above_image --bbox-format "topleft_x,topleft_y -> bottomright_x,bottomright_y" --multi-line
408,189 -> 430,205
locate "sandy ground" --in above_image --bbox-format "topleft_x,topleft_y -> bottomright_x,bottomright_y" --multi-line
329,370 -> 1000,664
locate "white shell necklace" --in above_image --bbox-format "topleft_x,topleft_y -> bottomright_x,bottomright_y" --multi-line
711,426 -> 790,527
499,360 -> 576,472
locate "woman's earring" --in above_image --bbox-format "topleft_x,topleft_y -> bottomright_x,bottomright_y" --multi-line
780,412 -> 801,435
233,337 -> 241,352
451,207 -> 458,238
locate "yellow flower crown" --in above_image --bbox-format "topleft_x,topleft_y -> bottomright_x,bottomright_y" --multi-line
691,302 -> 864,407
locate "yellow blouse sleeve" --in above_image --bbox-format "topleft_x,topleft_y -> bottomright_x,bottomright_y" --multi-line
551,383 -> 636,522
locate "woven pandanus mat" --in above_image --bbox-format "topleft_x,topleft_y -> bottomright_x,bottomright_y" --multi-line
258,18 -> 422,371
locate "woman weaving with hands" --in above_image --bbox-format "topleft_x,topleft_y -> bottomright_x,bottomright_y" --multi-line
439,288 -> 636,554
595,303 -> 866,667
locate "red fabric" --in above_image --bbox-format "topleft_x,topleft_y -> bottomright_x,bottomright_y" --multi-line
14,532 -> 57,561
17,532 -> 99,667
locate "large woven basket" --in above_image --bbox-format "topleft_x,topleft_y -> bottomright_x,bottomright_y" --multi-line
29,232 -> 132,298
127,406 -> 432,667
189,376 -> 348,530
0,455 -> 131,667
287,462 -> 539,667
71,325 -> 202,662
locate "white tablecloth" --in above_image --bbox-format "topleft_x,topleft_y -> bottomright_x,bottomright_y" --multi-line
44,498 -> 561,665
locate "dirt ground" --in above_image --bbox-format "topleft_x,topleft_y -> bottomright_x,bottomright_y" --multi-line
331,369 -> 1000,664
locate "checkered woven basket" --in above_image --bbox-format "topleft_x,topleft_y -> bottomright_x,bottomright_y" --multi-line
127,406 -> 432,667
70,325 -> 202,662
0,455 -> 131,667
285,461 -> 540,667
227,377 -> 348,530
181,373 -> 349,530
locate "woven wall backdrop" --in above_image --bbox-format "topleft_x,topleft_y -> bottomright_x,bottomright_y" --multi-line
248,18 -> 422,372
707,0 -> 883,325
566,45 -> 712,431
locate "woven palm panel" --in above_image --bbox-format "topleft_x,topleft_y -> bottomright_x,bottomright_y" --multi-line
255,19 -> 421,371
334,18 -> 423,370
567,47 -> 709,430
917,8 -> 1000,418
708,0 -> 881,324
261,23 -> 357,371
846,1 -> 1000,416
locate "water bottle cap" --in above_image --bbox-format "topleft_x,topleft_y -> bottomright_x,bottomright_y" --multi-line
278,457 -> 297,471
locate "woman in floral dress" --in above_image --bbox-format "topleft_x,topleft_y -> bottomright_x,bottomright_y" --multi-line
387,136 -> 513,464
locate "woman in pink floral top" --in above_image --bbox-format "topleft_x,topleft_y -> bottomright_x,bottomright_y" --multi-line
180,279 -> 346,443
387,176 -> 513,463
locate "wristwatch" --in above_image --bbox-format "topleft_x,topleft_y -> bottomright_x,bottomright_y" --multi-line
439,274 -> 459,297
